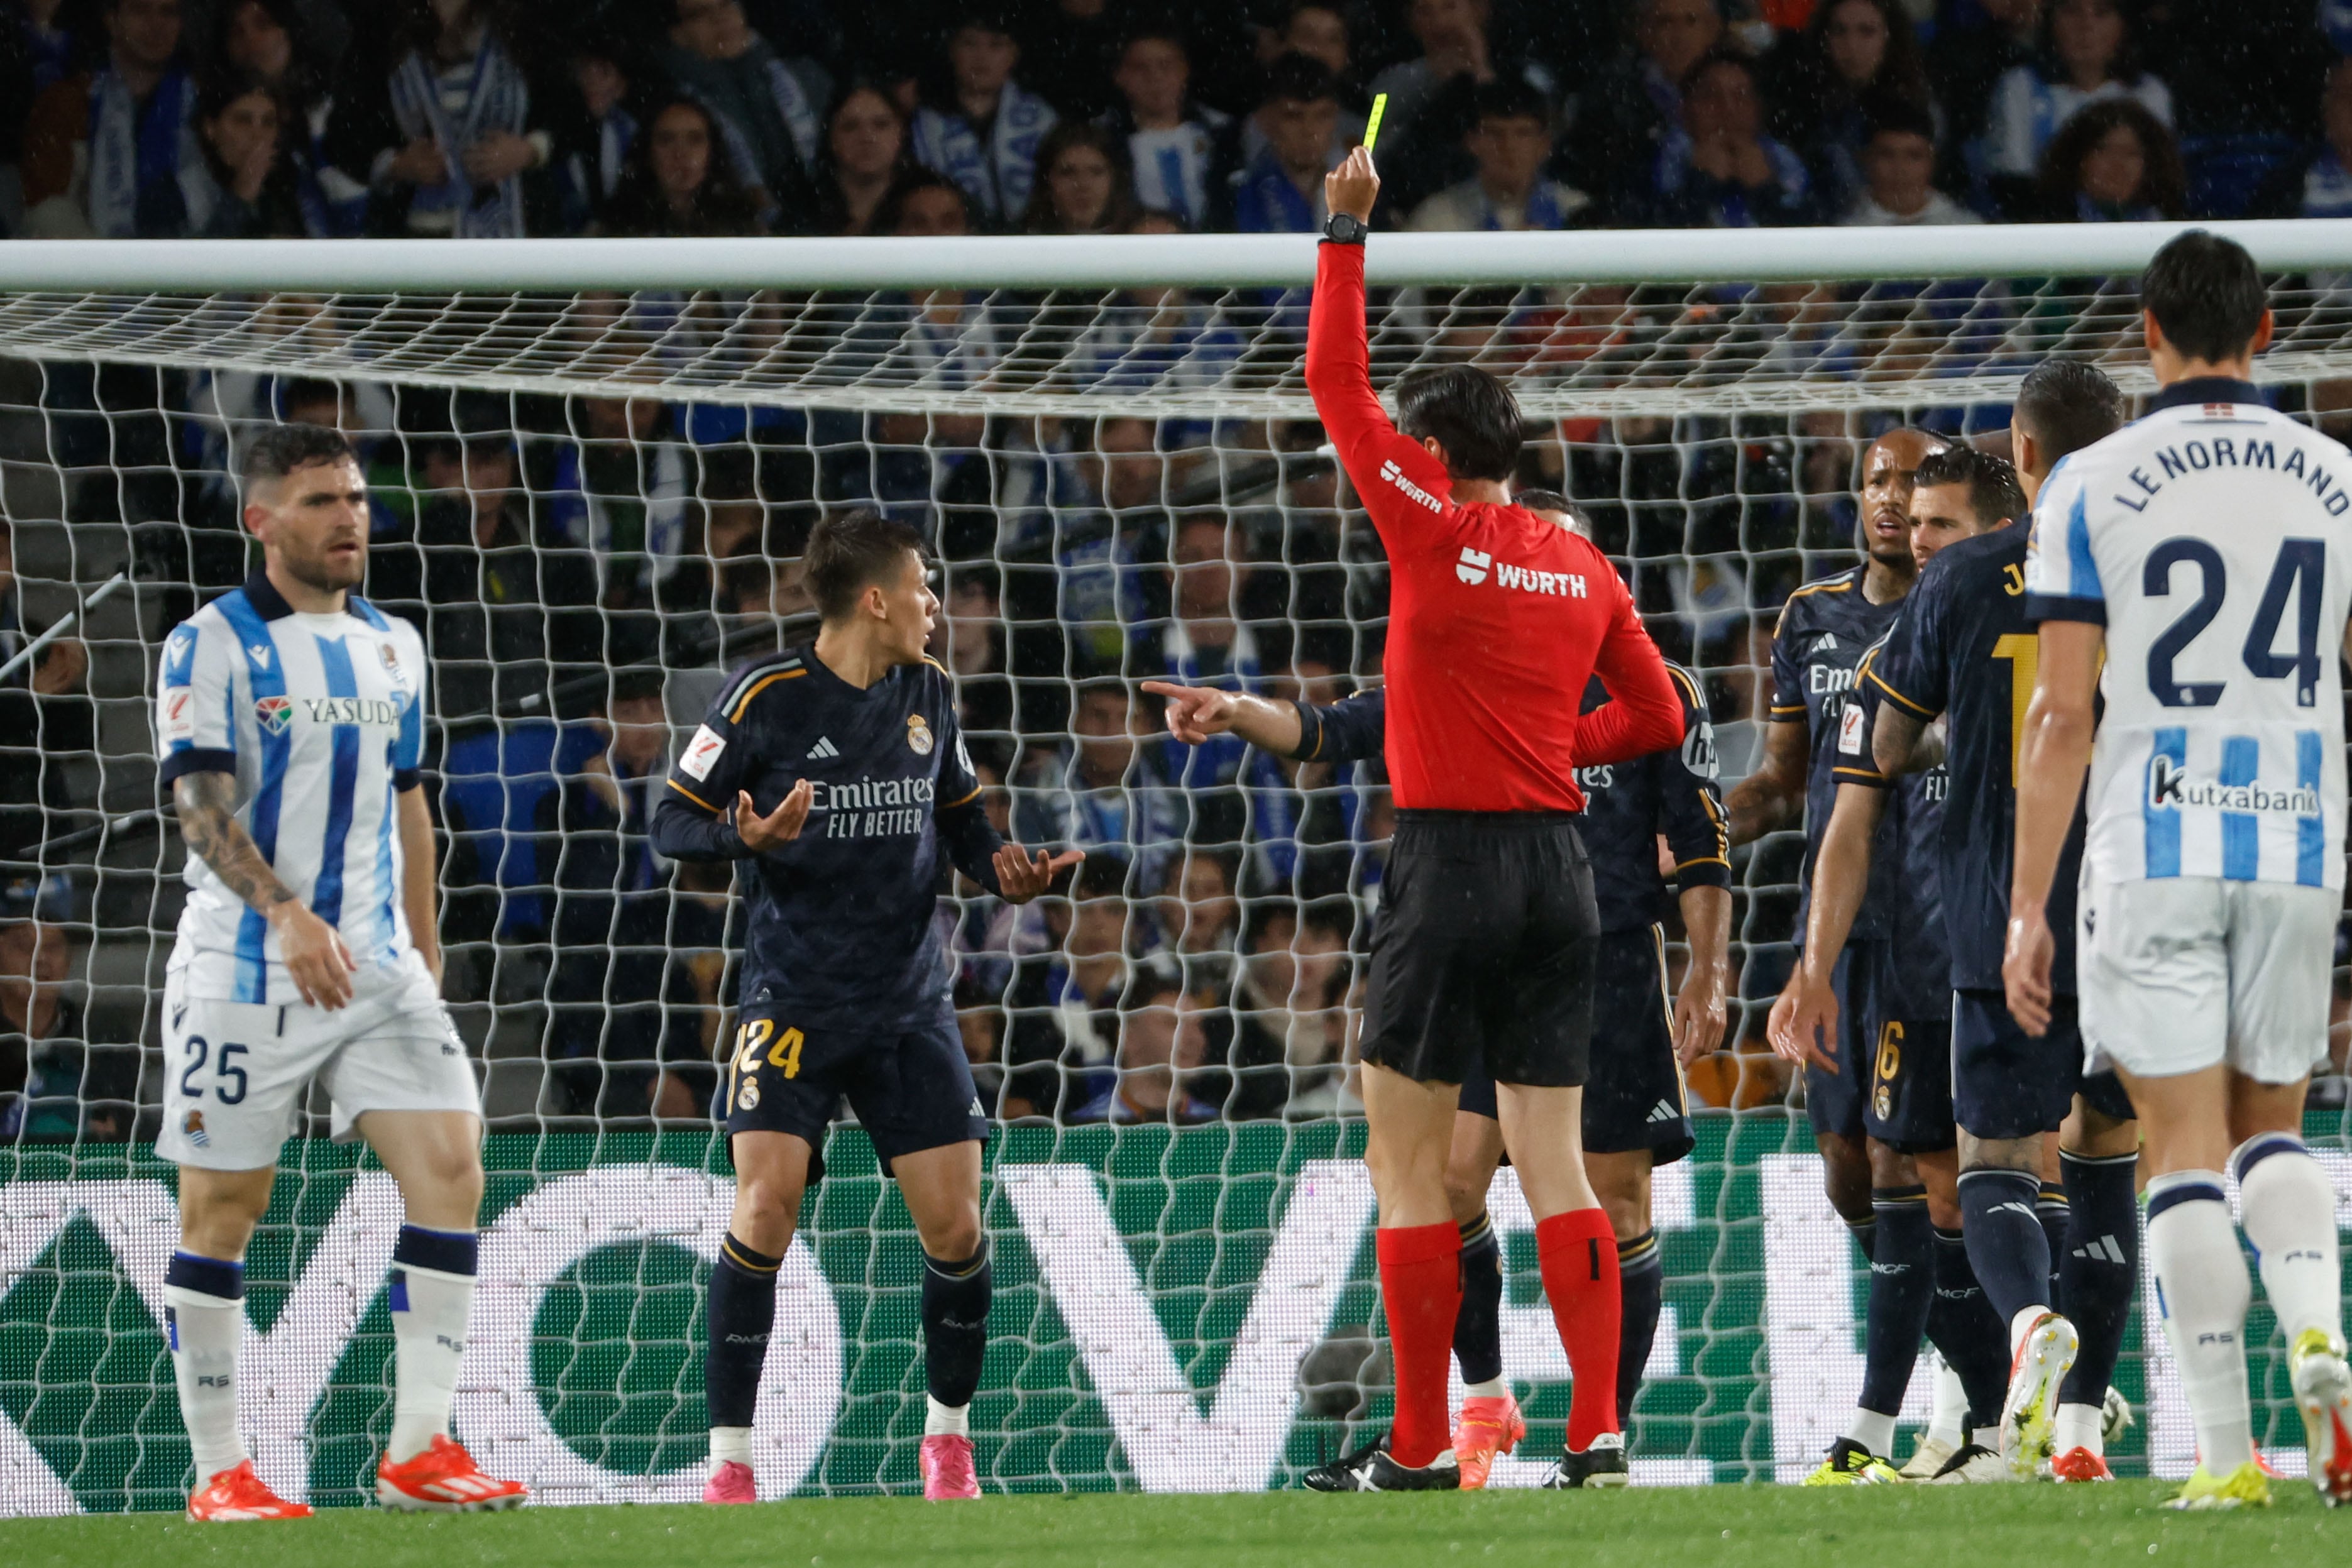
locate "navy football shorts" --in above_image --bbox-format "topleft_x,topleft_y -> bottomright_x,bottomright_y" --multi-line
1458,924 -> 1695,1166
1951,989 -> 2135,1141
718,1007 -> 988,1183
1803,943 -> 1869,1144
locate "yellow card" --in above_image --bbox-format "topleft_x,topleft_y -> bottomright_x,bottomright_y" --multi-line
1364,93 -> 1388,152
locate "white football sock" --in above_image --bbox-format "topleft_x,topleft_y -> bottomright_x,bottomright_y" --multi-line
2053,1401 -> 2104,1457
925,1396 -> 970,1438
163,1282 -> 246,1486
1465,1377 -> 1508,1400
710,1427 -> 752,1466
2146,1172 -> 2255,1475
2233,1136 -> 2344,1348
1923,1353 -> 1966,1449
1842,1408 -> 1896,1456
390,1263 -> 474,1462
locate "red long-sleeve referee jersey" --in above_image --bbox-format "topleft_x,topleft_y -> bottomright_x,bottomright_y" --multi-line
1305,239 -> 1683,813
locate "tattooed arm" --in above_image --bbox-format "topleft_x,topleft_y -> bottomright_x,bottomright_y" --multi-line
173,770 -> 358,1009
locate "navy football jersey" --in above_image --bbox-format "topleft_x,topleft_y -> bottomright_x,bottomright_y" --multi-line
1290,665 -> 1730,933
649,647 -> 1004,1031
1769,564 -> 1906,941
1867,527 -> 2085,995
1834,640 -> 1952,1022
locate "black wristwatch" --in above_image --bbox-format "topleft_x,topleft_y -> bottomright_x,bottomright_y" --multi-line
1321,212 -> 1368,245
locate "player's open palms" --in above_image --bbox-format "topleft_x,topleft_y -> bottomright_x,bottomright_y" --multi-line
993,845 -> 1083,904
735,779 -> 814,852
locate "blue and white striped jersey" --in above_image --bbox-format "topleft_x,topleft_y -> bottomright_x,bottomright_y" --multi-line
155,573 -> 428,1002
2025,377 -> 2352,891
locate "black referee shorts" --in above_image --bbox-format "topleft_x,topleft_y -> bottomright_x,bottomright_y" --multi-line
1362,810 -> 1600,1088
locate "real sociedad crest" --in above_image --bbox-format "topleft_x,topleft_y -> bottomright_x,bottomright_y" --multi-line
255,695 -> 294,735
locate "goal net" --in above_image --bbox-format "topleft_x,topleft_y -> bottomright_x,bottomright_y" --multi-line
1,226 -> 2348,1511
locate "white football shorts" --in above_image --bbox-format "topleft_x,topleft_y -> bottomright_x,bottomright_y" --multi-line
2077,875 -> 2337,1085
157,949 -> 479,1170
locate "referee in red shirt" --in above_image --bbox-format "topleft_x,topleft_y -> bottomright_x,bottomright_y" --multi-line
1300,147 -> 1684,1493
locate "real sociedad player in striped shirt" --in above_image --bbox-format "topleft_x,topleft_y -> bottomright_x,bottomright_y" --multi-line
153,424 -> 525,1521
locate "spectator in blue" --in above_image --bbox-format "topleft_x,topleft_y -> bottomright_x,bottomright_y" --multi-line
1071,211 -> 1244,449
813,81 -> 910,236
659,0 -> 828,231
1102,28 -> 1227,231
187,75 -> 324,236
999,852 -> 1141,1119
1840,97 -> 1980,225
552,30 -> 638,236
1406,77 -> 1590,231
2031,94 -> 2182,221
1141,516 -> 1262,790
1365,0 -> 1556,212
2253,57 -> 2352,221
1013,680 -> 1186,891
328,0 -> 544,238
1762,0 -> 1937,223
19,0 -> 206,238
1570,0 -> 1722,222
1067,970 -> 1219,1125
909,8 -> 1057,229
1230,52 -> 1346,233
596,96 -> 765,237
0,908 -> 134,1143
1647,47 -> 1811,227
1019,120 -> 1136,234
213,0 -> 353,231
1981,0 -> 2171,214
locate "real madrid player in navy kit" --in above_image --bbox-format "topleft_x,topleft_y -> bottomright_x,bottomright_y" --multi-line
650,510 -> 1077,1505
1776,446 -> 2026,1484
1864,363 -> 2139,1484
1146,493 -> 1734,1491
1723,428 -> 1957,1479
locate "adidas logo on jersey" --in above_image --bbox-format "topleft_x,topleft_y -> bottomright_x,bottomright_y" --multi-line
808,737 -> 840,760
1815,633 -> 1838,650
2072,1234 -> 2129,1265
1647,1100 -> 1679,1123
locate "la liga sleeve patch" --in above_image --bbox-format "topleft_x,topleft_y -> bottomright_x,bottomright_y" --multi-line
679,723 -> 727,781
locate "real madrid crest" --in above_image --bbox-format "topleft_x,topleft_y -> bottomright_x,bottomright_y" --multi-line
906,714 -> 934,756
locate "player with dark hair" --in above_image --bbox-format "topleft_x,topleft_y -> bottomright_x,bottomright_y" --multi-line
156,422 -> 528,1520
650,508 -> 1079,1505
1843,365 -> 2137,1484
1148,492 -> 1732,1489
1773,444 -> 2023,1486
2012,231 -> 2352,1510
1725,422 -> 1960,1483
1297,148 -> 1684,1492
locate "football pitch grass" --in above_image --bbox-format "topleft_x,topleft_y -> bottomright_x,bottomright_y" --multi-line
3,1484 -> 2346,1568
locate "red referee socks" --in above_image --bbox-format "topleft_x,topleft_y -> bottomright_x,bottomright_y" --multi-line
1536,1207 -> 1622,1451
1375,1222 -> 1463,1468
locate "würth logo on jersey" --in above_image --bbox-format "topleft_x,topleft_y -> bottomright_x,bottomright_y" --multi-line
1492,562 -> 1588,598
1379,459 -> 1444,513
1456,547 -> 1490,584
254,695 -> 292,735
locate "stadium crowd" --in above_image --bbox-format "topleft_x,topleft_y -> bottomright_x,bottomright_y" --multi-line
7,0 -> 2352,1142
3,0 -> 2351,242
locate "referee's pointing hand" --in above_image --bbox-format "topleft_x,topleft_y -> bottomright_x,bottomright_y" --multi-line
735,779 -> 814,852
1142,680 -> 1237,743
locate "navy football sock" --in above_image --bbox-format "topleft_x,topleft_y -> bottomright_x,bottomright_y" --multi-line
1928,1225 -> 2011,1430
923,1242 -> 992,1409
2038,1183 -> 2070,1307
1616,1229 -> 1664,1430
1956,1167 -> 2052,1325
1844,1212 -> 1876,1268
1453,1212 -> 1505,1388
1859,1187 -> 1935,1418
2057,1151 -> 2140,1408
707,1233 -> 781,1430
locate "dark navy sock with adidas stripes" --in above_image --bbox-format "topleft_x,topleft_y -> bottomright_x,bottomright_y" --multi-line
1928,1225 -> 2011,1429
1957,1167 -> 2052,1325
2037,1183 -> 2070,1307
706,1234 -> 780,1430
1615,1229 -> 1665,1428
2057,1150 -> 2140,1408
922,1243 -> 992,1409
1859,1188 -> 1935,1417
1453,1212 -> 1505,1388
